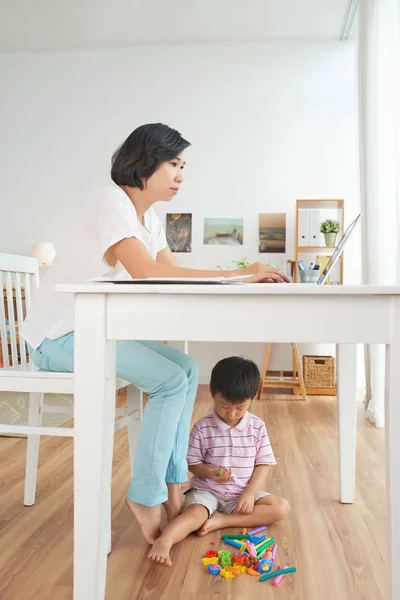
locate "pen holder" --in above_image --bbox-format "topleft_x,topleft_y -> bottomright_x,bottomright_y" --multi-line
299,270 -> 320,283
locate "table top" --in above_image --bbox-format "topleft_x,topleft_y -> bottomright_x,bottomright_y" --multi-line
55,282 -> 400,296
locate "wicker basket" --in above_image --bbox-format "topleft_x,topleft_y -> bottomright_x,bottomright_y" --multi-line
303,355 -> 336,388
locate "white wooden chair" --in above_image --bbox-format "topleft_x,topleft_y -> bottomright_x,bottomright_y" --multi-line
0,253 -> 142,528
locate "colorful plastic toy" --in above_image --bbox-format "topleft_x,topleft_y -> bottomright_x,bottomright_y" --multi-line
271,543 -> 278,561
220,569 -> 236,578
233,564 -> 248,573
248,526 -> 267,535
272,564 -> 288,586
225,566 -> 241,576
221,556 -> 232,568
251,535 -> 266,545
258,559 -> 273,573
202,557 -> 219,566
256,538 -> 275,559
202,529 -> 295,586
218,550 -> 231,565
208,563 -> 221,575
232,553 -> 247,564
224,539 -> 243,550
259,567 -> 297,582
246,541 -> 257,559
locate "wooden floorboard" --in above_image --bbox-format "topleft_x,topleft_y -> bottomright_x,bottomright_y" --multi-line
0,386 -> 386,599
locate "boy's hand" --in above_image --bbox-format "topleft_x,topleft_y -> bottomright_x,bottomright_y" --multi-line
209,467 -> 232,484
234,490 -> 255,514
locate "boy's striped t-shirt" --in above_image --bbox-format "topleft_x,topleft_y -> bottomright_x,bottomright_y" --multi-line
187,409 -> 276,500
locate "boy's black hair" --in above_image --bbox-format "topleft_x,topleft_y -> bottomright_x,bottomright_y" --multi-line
111,123 -> 191,189
210,357 -> 261,404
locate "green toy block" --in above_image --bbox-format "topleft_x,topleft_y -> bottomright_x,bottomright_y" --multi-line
221,557 -> 232,568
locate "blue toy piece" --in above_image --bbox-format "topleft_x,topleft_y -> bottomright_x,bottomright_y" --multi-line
224,539 -> 243,549
208,563 -> 221,575
258,559 -> 274,573
250,536 -> 262,544
251,535 -> 266,545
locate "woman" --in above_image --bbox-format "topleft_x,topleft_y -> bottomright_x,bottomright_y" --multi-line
21,123 -> 289,545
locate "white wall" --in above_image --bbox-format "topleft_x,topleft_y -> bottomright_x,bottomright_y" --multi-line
0,40 -> 362,383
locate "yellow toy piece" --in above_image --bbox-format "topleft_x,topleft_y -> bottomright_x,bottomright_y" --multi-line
225,567 -> 241,576
233,563 -> 248,573
220,568 -> 236,578
202,557 -> 219,566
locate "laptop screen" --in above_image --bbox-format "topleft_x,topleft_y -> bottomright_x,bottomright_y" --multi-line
317,213 -> 361,285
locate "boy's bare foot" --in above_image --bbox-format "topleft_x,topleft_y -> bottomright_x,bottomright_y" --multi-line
148,537 -> 173,567
197,512 -> 226,536
125,497 -> 162,545
163,498 -> 182,523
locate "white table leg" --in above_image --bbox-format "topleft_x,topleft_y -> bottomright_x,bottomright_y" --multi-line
386,298 -> 400,600
74,294 -> 116,600
337,344 -> 358,503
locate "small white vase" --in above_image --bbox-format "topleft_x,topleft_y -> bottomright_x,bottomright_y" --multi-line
324,232 -> 337,246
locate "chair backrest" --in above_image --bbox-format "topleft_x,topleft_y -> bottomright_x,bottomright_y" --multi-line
0,253 -> 39,367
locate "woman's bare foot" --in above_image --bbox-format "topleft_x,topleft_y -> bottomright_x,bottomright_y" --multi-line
125,497 -> 162,545
148,537 -> 173,567
197,512 -> 227,536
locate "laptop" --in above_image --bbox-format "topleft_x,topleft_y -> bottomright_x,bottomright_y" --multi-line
315,213 -> 361,285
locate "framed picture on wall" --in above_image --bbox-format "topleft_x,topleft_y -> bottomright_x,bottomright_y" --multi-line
259,213 -> 286,253
166,213 -> 192,252
203,218 -> 243,245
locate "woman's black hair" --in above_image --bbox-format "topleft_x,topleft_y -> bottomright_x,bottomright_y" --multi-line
111,123 -> 191,189
210,357 -> 261,404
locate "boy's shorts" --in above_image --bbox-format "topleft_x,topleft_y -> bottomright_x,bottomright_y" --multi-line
182,488 -> 270,518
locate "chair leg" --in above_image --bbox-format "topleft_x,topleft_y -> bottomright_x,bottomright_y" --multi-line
127,386 -> 143,479
293,343 -> 307,400
24,392 -> 44,506
257,343 -> 272,399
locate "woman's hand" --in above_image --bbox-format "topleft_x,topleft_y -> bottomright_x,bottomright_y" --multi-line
235,263 -> 290,283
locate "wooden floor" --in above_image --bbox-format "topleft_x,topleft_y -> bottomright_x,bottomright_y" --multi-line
0,386 -> 387,600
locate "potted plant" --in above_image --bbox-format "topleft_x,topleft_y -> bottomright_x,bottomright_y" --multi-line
216,257 -> 284,272
320,219 -> 340,246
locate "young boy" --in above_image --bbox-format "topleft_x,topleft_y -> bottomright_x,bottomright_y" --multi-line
149,356 -> 290,567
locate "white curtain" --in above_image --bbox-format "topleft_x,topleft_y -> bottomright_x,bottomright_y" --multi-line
357,0 -> 400,427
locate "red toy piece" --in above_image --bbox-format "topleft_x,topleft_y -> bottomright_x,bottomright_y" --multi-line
232,553 -> 247,564
204,550 -> 218,558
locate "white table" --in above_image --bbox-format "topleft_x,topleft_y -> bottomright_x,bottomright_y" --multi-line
56,283 -> 400,600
